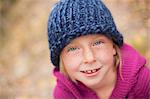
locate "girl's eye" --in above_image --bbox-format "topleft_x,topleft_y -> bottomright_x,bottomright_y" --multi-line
92,40 -> 102,46
67,47 -> 79,52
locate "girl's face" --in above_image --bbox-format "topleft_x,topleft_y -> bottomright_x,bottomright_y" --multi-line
60,34 -> 116,89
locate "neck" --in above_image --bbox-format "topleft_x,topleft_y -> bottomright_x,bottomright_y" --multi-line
93,67 -> 117,99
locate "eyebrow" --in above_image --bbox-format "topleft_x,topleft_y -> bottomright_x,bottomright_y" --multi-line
90,36 -> 107,42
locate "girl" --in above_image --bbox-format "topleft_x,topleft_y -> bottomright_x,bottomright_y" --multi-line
47,0 -> 150,98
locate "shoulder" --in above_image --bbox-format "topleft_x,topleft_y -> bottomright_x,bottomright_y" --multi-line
53,68 -> 81,98
53,82 -> 76,99
120,43 -> 147,79
116,43 -> 150,97
119,43 -> 147,82
130,66 -> 150,97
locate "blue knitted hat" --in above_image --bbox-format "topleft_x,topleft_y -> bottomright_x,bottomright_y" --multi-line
47,0 -> 123,68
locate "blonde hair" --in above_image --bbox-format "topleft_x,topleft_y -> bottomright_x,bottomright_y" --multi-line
59,56 -> 68,76
59,44 -> 124,80
113,44 -> 124,80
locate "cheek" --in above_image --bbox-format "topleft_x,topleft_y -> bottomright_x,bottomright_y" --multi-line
94,49 -> 114,65
62,53 -> 83,71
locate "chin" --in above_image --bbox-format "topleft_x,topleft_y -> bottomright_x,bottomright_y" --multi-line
79,77 -> 103,89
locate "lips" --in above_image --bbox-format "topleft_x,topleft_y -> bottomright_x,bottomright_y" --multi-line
80,67 -> 102,77
80,68 -> 101,74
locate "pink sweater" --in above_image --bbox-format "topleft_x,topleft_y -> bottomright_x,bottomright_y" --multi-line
53,43 -> 150,99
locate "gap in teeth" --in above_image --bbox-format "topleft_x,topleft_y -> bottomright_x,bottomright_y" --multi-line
85,69 -> 98,74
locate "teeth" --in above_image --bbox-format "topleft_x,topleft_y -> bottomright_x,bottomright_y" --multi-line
81,68 -> 102,74
82,68 -> 99,74
86,70 -> 92,73
92,69 -> 96,72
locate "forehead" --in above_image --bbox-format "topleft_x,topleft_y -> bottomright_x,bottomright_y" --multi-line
69,34 -> 110,44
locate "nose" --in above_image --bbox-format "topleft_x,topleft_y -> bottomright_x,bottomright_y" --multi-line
83,47 -> 96,64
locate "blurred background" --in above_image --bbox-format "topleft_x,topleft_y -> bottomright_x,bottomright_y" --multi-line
0,0 -> 150,99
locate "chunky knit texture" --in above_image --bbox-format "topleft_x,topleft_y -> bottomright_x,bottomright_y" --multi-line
53,43 -> 150,99
47,0 -> 123,68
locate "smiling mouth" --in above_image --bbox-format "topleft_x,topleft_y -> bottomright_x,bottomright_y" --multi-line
80,68 -> 101,74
